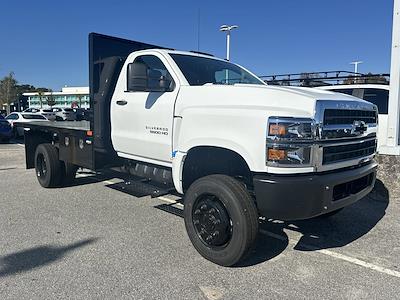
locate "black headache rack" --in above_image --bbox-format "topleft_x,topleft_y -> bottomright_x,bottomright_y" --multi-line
22,33 -> 168,171
89,33 -> 167,169
259,71 -> 390,87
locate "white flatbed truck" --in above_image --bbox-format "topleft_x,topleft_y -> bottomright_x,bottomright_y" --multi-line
19,33 -> 378,266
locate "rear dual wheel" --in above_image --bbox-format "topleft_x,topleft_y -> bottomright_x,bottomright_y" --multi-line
34,143 -> 77,188
184,175 -> 259,266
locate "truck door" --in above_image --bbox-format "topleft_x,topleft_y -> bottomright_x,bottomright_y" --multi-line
111,53 -> 179,165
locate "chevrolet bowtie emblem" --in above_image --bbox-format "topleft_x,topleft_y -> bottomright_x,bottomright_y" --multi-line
351,120 -> 367,135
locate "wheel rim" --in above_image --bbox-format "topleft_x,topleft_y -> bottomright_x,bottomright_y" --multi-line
36,153 -> 47,178
192,194 -> 233,248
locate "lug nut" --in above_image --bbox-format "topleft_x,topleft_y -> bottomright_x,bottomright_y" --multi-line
194,209 -> 201,215
209,208 -> 216,213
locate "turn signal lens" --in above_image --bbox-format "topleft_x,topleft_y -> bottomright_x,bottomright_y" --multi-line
268,148 -> 286,161
269,124 -> 286,136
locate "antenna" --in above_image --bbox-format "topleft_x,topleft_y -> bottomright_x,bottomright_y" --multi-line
197,8 -> 200,52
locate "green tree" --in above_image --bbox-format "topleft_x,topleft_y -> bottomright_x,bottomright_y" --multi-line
343,77 -> 356,85
299,72 -> 326,87
0,72 -> 18,114
16,84 -> 36,95
35,88 -> 48,108
76,94 -> 83,108
364,73 -> 389,84
46,89 -> 56,107
343,73 -> 389,85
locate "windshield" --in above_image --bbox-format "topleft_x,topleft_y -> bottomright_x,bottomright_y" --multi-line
170,54 -> 265,86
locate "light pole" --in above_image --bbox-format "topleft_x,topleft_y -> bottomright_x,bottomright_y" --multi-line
350,60 -> 363,74
220,24 -> 239,61
381,0 -> 400,154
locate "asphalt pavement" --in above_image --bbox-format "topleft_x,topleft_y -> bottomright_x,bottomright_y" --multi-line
0,141 -> 399,299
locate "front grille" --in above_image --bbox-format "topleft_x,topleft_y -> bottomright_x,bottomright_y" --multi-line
332,173 -> 374,201
323,109 -> 377,125
323,139 -> 376,164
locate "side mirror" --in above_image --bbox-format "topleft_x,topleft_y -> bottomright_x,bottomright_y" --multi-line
127,62 -> 174,92
127,62 -> 148,92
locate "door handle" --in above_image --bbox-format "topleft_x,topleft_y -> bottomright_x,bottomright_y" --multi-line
116,100 -> 128,106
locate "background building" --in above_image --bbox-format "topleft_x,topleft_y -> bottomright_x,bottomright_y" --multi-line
23,86 -> 89,108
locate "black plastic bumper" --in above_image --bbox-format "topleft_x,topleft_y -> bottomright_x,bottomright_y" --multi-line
253,162 -> 377,220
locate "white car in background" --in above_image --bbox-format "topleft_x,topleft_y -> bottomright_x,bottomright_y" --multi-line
23,108 -> 56,121
317,84 -> 389,150
52,107 -> 76,121
5,112 -> 49,137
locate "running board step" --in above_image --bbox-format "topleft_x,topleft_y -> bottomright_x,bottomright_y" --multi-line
154,203 -> 184,218
105,180 -> 174,198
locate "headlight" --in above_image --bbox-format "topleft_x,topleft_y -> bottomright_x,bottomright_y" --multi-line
267,117 -> 315,167
267,117 -> 314,141
267,145 -> 312,165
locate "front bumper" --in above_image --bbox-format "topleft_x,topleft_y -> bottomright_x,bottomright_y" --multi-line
253,161 -> 377,220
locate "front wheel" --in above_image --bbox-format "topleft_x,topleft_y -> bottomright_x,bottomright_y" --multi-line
183,175 -> 259,266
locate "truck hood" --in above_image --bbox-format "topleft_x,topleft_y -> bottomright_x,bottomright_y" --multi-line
175,84 -> 366,118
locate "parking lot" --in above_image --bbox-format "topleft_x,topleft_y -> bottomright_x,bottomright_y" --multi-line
0,141 -> 399,299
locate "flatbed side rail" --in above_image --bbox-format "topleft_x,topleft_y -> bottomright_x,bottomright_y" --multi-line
16,122 -> 94,170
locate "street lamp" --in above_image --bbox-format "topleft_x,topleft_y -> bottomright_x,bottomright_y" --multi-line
350,61 -> 363,74
220,24 -> 239,61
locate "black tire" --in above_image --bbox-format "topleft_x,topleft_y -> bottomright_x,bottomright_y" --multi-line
315,208 -> 344,219
34,143 -> 62,188
60,161 -> 78,185
184,174 -> 258,266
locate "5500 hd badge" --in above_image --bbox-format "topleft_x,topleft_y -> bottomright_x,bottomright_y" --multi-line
145,126 -> 168,135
